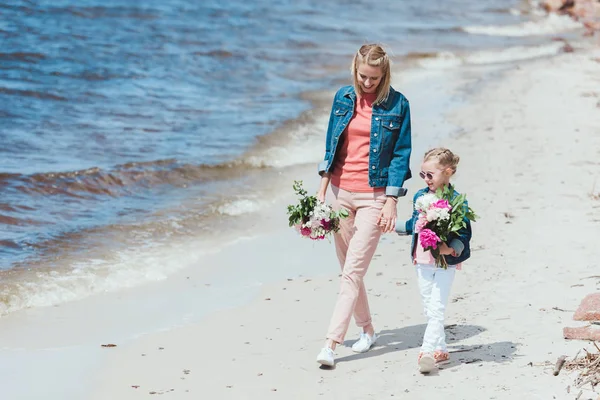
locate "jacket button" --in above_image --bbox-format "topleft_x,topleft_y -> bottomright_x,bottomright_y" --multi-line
374,133 -> 378,137
375,117 -> 379,121
372,148 -> 377,152
371,166 -> 375,169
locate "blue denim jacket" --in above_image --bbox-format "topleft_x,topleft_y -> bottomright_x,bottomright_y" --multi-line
396,186 -> 472,265
317,85 -> 412,197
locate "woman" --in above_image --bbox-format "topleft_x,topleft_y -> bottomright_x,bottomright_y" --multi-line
316,44 -> 412,367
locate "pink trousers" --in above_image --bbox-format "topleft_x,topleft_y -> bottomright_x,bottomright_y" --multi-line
326,185 -> 386,343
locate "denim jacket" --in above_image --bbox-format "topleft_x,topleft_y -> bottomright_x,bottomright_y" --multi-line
317,85 -> 412,197
396,186 -> 472,265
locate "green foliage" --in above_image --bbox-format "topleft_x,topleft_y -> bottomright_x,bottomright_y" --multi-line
422,185 -> 478,269
286,180 -> 316,227
286,180 -> 349,231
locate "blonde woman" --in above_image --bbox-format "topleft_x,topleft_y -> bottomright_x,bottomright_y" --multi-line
316,44 -> 412,367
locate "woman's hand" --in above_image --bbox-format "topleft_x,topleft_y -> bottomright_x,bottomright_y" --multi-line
439,242 -> 456,256
377,197 -> 397,233
317,173 -> 331,203
317,190 -> 326,203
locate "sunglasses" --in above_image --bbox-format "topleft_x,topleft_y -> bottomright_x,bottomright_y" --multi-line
419,171 -> 435,180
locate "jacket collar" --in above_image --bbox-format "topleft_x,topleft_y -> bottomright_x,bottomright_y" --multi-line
341,86 -> 396,110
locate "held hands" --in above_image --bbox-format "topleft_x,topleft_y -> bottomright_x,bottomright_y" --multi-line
377,197 -> 397,233
439,242 -> 457,256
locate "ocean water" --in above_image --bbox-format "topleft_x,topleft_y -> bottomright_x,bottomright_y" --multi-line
0,0 -> 584,314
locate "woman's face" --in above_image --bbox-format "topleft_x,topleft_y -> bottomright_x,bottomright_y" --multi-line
356,63 -> 383,94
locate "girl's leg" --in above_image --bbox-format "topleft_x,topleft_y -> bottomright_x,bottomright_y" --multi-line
325,191 -> 385,345
416,265 -> 436,353
422,267 -> 456,353
432,267 -> 456,352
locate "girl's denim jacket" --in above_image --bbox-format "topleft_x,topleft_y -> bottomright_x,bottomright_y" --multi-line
396,186 -> 472,265
317,85 -> 412,198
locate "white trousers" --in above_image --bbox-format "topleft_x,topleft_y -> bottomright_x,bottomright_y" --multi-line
416,264 -> 456,353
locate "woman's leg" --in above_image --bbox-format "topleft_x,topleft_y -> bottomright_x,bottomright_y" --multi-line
326,191 -> 385,344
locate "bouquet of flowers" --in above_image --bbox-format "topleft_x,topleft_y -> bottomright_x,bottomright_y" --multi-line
287,180 -> 348,240
414,185 -> 477,268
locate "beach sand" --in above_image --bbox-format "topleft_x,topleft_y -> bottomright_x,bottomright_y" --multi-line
2,48 -> 600,400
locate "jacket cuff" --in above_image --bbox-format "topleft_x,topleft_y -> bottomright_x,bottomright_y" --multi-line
395,220 -> 408,235
385,186 -> 408,197
449,238 -> 464,257
318,160 -> 328,176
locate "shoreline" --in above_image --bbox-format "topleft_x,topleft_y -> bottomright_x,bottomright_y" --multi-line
1,42 -> 599,399
91,47 -> 600,399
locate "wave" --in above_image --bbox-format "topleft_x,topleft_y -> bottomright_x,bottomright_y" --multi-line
0,87 -> 67,101
0,125 -> 324,200
463,13 -> 582,36
413,43 -> 566,69
0,52 -> 46,63
0,234 -> 223,316
0,189 -> 268,316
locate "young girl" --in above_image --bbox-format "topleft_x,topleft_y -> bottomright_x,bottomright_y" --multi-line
396,148 -> 472,374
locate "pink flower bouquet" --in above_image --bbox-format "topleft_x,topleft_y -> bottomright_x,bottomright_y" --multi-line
287,181 -> 348,240
414,186 -> 477,268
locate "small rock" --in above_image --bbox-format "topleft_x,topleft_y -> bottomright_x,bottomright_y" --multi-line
563,325 -> 600,341
574,293 -> 600,321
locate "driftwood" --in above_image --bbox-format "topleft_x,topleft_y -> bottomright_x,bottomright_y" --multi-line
554,355 -> 567,376
565,342 -> 600,391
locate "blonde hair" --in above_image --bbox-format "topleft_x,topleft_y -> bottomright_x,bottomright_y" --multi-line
351,44 -> 391,105
424,147 -> 460,175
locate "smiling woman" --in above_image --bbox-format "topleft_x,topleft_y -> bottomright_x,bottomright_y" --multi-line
315,43 -> 412,367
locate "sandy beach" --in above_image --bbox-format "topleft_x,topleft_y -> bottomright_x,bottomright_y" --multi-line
1,44 -> 600,399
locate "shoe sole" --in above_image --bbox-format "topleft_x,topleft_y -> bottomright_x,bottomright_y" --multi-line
418,357 -> 435,374
352,342 -> 376,354
316,357 -> 334,367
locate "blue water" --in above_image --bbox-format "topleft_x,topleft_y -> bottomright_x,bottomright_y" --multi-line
0,0 -> 581,311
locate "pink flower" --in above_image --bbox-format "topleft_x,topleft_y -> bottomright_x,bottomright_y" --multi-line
431,199 -> 451,210
321,219 -> 332,230
419,228 -> 440,249
300,227 -> 312,237
415,215 -> 427,233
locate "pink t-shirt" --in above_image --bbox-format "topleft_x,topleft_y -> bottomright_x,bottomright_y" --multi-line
413,234 -> 462,270
331,93 -> 383,192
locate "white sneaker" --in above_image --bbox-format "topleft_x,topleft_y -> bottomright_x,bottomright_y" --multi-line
418,352 -> 435,374
316,347 -> 335,367
351,332 -> 378,353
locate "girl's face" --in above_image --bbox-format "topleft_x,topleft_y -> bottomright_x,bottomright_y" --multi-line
356,63 -> 383,94
420,159 -> 451,191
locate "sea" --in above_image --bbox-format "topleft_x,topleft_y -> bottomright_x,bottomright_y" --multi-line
0,0 -> 584,315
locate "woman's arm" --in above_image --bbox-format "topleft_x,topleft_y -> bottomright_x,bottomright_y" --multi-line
317,173 -> 331,203
385,97 -> 412,197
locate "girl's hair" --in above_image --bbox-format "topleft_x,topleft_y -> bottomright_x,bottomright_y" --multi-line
424,147 -> 460,175
351,44 -> 391,105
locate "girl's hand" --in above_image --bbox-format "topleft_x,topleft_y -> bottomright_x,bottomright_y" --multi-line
439,242 -> 456,256
377,197 -> 397,233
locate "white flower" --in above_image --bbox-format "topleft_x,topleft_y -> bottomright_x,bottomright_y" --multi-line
426,208 -> 438,222
426,206 -> 451,222
438,208 -> 450,221
415,193 -> 438,213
